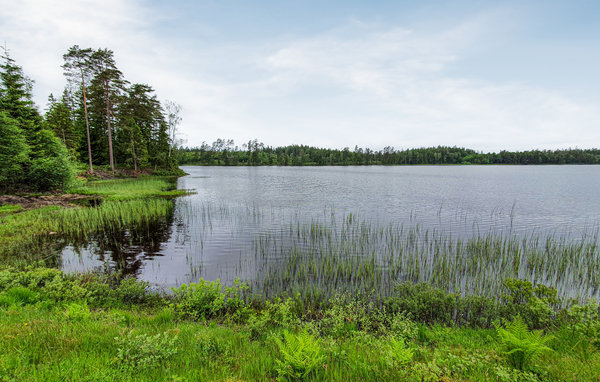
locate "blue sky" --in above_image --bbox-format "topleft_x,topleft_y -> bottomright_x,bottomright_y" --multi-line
1,0 -> 599,151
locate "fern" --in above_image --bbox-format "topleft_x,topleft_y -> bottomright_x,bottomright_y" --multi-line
383,336 -> 413,369
273,329 -> 325,381
495,315 -> 553,370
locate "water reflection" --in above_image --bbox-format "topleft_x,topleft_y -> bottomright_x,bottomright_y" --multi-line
60,166 -> 600,300
62,212 -> 174,277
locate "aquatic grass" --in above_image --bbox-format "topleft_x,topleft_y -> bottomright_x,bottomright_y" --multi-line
0,199 -> 174,261
241,211 -> 600,304
0,176 -> 188,261
167,201 -> 600,305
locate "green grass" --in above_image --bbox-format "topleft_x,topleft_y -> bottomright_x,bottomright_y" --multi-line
68,177 -> 189,200
0,177 -> 186,262
0,204 -> 23,215
0,268 -> 598,381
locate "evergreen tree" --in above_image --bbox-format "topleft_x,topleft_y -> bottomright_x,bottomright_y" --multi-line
90,49 -> 126,171
0,47 -> 42,137
0,48 -> 76,192
0,112 -> 29,191
63,45 -> 94,173
45,93 -> 80,154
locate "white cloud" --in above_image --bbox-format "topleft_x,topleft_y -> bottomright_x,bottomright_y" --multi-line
1,2 -> 598,151
247,18 -> 600,150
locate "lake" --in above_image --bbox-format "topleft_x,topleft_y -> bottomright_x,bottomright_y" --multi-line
61,165 -> 600,299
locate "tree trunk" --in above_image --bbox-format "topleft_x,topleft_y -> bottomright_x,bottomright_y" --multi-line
81,72 -> 93,173
104,79 -> 115,172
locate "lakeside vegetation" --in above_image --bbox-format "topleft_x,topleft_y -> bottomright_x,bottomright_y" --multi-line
251,215 -> 600,303
0,267 -> 599,381
177,140 -> 600,166
0,176 -> 598,380
0,178 -> 185,263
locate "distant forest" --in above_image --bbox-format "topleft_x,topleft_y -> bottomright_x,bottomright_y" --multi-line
0,45 -> 180,192
176,139 -> 600,166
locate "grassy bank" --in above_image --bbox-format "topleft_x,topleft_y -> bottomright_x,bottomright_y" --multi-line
0,177 -> 187,262
0,267 -> 598,381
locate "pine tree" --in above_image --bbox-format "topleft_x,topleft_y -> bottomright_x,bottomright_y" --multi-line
90,49 -> 126,172
63,45 -> 94,173
45,93 -> 80,154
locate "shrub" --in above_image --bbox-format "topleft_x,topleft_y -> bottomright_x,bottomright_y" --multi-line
495,315 -> 553,371
0,112 -> 29,191
500,279 -> 558,329
457,295 -> 497,328
115,277 -> 149,305
385,282 -> 457,325
28,130 -> 76,191
248,297 -> 301,339
64,301 -> 92,322
171,279 -> 249,321
389,311 -> 419,342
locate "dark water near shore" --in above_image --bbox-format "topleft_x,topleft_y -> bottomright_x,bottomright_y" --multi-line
61,165 -> 600,294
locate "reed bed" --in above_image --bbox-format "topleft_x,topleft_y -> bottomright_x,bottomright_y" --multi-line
169,201 -> 599,303
0,199 -> 174,260
248,214 -> 600,303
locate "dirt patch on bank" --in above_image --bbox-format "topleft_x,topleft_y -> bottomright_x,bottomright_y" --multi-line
0,194 -> 97,210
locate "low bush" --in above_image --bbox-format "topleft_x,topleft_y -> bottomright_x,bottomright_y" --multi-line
171,279 -> 249,322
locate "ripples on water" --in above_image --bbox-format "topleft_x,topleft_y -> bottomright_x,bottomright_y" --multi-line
61,165 -> 600,300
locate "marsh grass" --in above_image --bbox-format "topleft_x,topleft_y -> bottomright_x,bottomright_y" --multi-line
0,177 -> 184,261
244,213 -> 600,303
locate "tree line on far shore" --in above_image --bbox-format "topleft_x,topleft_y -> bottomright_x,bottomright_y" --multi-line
176,139 -> 600,166
0,45 -> 181,193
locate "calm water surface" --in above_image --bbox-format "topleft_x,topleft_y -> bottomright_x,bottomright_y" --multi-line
61,165 -> 600,291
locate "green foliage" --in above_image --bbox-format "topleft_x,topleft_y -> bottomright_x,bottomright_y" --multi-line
0,286 -> 38,307
495,315 -> 554,371
28,129 -> 76,191
171,279 -> 249,321
0,267 -> 599,381
386,282 -> 458,325
501,279 -> 558,329
115,331 -> 178,370
381,336 -> 413,369
564,300 -> 600,346
64,301 -> 92,322
248,297 -> 301,339
273,329 -> 325,381
317,294 -> 407,338
67,177 -> 186,200
0,204 -> 22,215
0,112 -> 29,190
0,267 -> 156,310
1,51 -> 76,192
44,92 -> 80,154
177,140 -> 600,166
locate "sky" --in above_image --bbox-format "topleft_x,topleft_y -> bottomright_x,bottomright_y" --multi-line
1,0 -> 599,152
